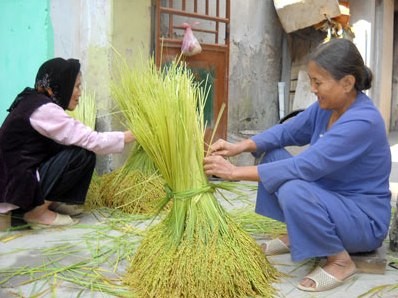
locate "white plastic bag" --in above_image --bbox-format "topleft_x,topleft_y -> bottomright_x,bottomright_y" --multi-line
181,23 -> 202,57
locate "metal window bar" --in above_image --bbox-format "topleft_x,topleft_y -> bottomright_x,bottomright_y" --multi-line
157,0 -> 229,46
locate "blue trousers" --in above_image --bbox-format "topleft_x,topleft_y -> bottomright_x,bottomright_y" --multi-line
255,148 -> 385,261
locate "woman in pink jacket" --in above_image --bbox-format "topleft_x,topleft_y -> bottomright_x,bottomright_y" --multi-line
0,58 -> 134,229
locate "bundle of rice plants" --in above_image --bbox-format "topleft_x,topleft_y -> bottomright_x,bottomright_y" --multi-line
112,56 -> 279,297
70,88 -> 165,214
86,143 -> 166,215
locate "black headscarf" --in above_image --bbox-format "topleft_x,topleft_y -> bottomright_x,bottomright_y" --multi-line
7,58 -> 81,112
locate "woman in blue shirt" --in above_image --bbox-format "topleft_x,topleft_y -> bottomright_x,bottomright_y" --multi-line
204,38 -> 391,292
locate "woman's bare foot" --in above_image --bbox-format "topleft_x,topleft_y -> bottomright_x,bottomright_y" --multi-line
299,250 -> 357,289
23,201 -> 58,225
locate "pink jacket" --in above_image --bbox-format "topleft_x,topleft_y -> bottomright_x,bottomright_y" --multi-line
30,103 -> 125,155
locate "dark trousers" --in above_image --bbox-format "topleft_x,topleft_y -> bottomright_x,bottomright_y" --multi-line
39,146 -> 96,204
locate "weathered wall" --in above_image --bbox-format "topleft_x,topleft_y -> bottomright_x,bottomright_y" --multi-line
52,0 -> 115,173
112,1 -> 152,62
392,11 -> 398,130
226,1 -> 284,165
110,0 -> 152,168
350,0 -> 394,131
228,1 -> 283,137
51,0 -> 152,173
373,0 -> 394,131
0,0 -> 54,123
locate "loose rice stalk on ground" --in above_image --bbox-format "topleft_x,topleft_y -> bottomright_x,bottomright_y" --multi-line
112,56 -> 279,297
0,212 -> 145,297
230,208 -> 287,238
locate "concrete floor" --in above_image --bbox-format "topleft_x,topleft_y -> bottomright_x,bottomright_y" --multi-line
1,133 -> 398,297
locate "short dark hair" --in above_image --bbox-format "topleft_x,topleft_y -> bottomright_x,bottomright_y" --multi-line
308,38 -> 372,91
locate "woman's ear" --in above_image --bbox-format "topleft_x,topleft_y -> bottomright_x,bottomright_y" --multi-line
342,75 -> 356,92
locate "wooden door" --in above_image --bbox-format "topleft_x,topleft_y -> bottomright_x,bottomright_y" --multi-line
155,0 -> 230,143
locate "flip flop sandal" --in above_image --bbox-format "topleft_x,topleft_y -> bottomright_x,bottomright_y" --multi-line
297,266 -> 357,292
261,238 -> 290,256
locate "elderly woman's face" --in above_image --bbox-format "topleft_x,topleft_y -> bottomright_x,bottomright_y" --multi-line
67,73 -> 82,111
307,61 -> 352,112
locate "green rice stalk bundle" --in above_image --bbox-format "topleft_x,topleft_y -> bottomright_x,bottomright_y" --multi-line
86,142 -> 166,215
112,56 -> 278,297
97,170 -> 165,214
122,142 -> 158,174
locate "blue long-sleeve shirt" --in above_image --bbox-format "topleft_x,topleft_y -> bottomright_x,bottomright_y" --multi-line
252,92 -> 391,227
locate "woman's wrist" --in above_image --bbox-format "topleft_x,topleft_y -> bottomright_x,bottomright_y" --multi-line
239,139 -> 257,153
232,165 -> 259,181
124,131 -> 135,143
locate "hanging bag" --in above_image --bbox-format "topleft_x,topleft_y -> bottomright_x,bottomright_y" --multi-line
181,22 -> 202,57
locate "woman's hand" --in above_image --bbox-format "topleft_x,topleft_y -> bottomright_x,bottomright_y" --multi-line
203,155 -> 236,181
124,131 -> 135,144
204,138 -> 259,181
207,138 -> 256,157
207,139 -> 240,157
204,155 -> 260,182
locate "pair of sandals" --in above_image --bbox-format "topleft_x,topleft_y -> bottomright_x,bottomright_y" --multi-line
262,238 -> 357,292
